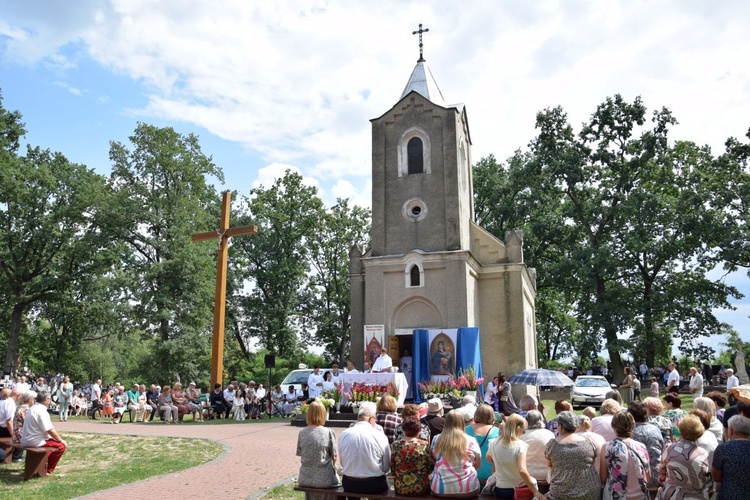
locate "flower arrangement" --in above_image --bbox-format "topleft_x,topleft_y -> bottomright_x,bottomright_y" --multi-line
321,384 -> 342,403
345,382 -> 400,404
292,396 -> 334,417
418,378 -> 459,400
456,365 -> 484,391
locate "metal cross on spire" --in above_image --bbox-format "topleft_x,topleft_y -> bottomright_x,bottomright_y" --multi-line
412,23 -> 429,62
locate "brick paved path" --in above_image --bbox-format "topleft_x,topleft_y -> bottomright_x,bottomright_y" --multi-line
58,419 -> 310,499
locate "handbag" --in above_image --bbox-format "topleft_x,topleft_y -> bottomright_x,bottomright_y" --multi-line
513,482 -> 534,500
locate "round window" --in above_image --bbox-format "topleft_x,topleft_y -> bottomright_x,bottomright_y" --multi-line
402,198 -> 427,222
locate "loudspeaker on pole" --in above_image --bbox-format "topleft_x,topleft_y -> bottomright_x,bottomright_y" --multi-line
264,354 -> 276,368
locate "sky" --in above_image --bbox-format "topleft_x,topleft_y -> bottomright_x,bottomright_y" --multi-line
0,1 -> 747,360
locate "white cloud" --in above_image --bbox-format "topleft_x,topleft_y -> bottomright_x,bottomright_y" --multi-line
53,81 -> 84,96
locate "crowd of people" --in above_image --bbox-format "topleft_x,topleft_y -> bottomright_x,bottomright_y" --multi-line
296,371 -> 750,500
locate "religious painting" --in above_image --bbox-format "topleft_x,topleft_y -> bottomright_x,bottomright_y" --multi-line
429,331 -> 456,377
364,325 -> 385,365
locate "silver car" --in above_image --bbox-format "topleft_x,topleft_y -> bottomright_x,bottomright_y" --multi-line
570,375 -> 616,409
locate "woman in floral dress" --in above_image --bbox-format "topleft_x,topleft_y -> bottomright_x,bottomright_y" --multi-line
391,417 -> 435,496
296,401 -> 339,491
656,415 -> 709,500
601,411 -> 650,500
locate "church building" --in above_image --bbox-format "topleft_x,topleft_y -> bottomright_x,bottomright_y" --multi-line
349,40 -> 538,394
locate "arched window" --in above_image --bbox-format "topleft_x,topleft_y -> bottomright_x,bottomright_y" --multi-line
410,264 -> 421,287
407,137 -> 424,174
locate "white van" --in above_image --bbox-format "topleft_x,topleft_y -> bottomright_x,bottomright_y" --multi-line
280,367 -> 333,396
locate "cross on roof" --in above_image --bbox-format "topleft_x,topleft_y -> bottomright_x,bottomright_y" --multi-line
412,23 -> 429,62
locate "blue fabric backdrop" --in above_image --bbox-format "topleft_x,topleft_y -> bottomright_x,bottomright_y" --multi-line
412,327 -> 483,403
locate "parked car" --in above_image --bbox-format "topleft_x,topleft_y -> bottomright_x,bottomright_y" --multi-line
570,375 -> 617,409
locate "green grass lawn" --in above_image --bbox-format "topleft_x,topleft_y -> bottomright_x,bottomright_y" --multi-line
0,432 -> 223,499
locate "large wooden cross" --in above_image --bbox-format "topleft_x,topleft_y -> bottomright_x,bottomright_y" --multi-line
192,191 -> 257,388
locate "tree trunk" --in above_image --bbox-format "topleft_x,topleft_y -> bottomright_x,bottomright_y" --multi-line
596,275 -> 624,380
3,303 -> 26,376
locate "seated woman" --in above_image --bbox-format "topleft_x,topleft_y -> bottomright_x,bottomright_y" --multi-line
184,382 -> 203,422
391,417 -> 435,496
466,404 -> 500,490
375,395 -> 402,445
138,384 -> 152,422
296,400 -> 339,489
693,397 -> 722,442
643,396 -> 674,443
74,392 -> 88,416
629,400 -> 664,492
171,382 -> 192,423
232,383 -> 247,421
487,413 -> 545,500
395,403 -> 431,442
283,385 -> 300,415
663,393 -> 688,440
520,410 -> 554,490
270,384 -> 285,416
575,414 -> 606,474
705,391 -> 727,424
546,400 -> 572,437
158,385 -> 179,423
657,414 -> 709,500
600,411 -> 651,499
545,411 -> 601,500
430,410 -> 482,498
112,386 -> 128,424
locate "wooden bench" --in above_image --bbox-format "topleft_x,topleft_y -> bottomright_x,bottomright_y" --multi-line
0,436 -> 13,464
0,438 -> 57,480
23,446 -> 57,480
294,485 -> 502,500
295,485 -> 429,500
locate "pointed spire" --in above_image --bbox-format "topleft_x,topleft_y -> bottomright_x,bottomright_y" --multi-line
400,60 -> 445,105
400,23 -> 445,105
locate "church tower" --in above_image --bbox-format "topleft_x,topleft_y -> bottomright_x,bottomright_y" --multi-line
350,29 -> 538,394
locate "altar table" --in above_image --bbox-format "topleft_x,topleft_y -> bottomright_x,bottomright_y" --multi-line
341,372 -> 408,406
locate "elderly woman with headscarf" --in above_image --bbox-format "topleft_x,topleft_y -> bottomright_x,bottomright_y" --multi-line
629,401 -> 664,492
544,411 -> 601,500
656,414 -> 709,500
600,411 -> 651,500
520,410 -> 554,489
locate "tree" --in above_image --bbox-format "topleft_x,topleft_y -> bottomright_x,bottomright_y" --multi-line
0,95 -> 113,374
300,199 -> 370,362
230,171 -> 322,358
474,95 -> 740,374
108,123 -> 222,381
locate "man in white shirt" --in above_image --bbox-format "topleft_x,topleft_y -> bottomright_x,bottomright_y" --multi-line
346,360 -> 359,374
0,388 -> 23,461
371,348 -> 393,373
21,391 -> 67,474
89,379 -> 102,419
338,401 -> 390,494
307,366 -> 324,399
15,376 -> 30,392
666,363 -> 680,395
689,367 -> 704,400
726,368 -> 740,405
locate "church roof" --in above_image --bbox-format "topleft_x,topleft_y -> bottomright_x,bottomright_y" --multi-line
400,60 -> 445,105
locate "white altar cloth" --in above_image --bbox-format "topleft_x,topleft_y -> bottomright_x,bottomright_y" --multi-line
341,372 -> 408,406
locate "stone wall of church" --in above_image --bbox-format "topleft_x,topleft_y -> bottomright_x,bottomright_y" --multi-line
370,93 -> 471,257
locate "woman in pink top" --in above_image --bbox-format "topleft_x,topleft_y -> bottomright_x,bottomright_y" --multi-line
430,411 -> 481,498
